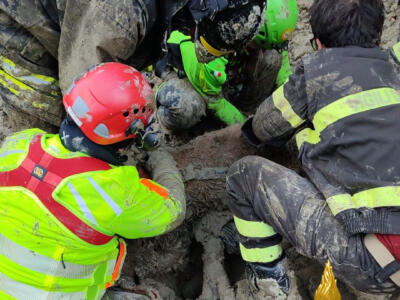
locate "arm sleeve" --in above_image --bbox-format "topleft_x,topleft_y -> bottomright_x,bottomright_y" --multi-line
103,165 -> 184,239
57,0 -> 143,92
242,62 -> 308,147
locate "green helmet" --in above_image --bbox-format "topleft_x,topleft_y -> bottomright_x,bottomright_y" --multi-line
253,0 -> 298,49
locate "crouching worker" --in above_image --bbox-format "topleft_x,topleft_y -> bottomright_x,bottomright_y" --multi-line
0,63 -> 185,299
155,30 -> 246,129
224,0 -> 400,298
155,0 -> 298,130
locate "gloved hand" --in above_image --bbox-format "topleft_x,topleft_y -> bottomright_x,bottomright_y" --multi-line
127,116 -> 163,151
275,50 -> 292,87
208,98 -> 245,125
145,150 -> 186,230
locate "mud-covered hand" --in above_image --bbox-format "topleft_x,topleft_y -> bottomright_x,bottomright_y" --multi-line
145,150 -> 186,230
208,98 -> 245,125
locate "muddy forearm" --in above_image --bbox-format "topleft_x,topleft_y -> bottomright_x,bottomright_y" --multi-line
146,150 -> 186,230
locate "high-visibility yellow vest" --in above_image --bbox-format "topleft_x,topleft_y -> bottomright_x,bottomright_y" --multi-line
0,129 -> 182,299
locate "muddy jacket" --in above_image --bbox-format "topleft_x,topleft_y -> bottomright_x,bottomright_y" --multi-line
0,128 -> 183,299
0,0 -> 188,125
243,47 -> 400,235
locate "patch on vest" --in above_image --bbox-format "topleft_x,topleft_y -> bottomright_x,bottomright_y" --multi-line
32,164 -> 47,181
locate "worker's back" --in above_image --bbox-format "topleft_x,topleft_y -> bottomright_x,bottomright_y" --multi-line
0,128 -> 182,299
294,46 -> 400,235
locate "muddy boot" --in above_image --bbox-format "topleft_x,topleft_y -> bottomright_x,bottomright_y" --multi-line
246,260 -> 290,299
221,220 -> 240,255
221,221 -> 290,298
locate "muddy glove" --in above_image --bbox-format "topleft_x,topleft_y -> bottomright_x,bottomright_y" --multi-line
146,150 -> 186,230
208,98 -> 245,125
128,116 -> 163,151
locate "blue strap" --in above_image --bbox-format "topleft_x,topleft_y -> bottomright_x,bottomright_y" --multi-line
375,260 -> 400,283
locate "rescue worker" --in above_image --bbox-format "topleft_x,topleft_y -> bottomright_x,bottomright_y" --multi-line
0,0 -> 266,129
223,0 -> 400,297
155,0 -> 298,130
0,62 -> 185,299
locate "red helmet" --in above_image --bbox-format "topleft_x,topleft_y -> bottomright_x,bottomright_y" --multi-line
63,62 -> 154,145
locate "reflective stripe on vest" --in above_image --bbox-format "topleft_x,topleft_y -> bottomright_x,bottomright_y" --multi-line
327,186 -> 400,216
0,134 -> 113,245
296,87 -> 400,149
0,233 -> 97,278
0,270 -> 87,300
0,231 -> 125,298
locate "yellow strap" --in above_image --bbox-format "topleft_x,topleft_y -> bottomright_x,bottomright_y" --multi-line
239,243 -> 283,263
327,185 -> 400,215
296,87 -> 400,149
233,216 -> 277,238
272,85 -> 305,128
199,36 -> 232,57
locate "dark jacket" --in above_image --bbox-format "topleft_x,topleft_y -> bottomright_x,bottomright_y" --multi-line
243,46 -> 400,235
0,0 -> 188,93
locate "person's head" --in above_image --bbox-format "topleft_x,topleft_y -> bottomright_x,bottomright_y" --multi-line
309,0 -> 384,49
62,63 -> 160,164
189,0 -> 267,62
252,0 -> 298,50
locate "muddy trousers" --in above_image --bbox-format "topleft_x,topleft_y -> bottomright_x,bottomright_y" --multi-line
226,156 -> 399,294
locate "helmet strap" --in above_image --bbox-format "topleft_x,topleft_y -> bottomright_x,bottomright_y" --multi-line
199,35 -> 232,56
59,117 -> 130,166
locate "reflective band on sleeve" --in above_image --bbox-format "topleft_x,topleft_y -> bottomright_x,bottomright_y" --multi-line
272,85 -> 304,128
239,243 -> 283,263
0,55 -> 59,94
140,178 -> 169,200
327,186 -> 400,215
233,216 -> 277,238
392,42 -> 400,63
87,177 -> 122,216
296,88 -> 400,149
67,182 -> 98,225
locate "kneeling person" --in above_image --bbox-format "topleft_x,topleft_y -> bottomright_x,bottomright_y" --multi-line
226,0 -> 400,297
0,63 -> 185,299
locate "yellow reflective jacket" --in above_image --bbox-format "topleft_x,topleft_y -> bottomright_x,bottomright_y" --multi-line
0,129 -> 182,300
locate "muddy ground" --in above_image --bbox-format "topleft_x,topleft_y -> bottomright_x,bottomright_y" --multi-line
0,1 -> 399,299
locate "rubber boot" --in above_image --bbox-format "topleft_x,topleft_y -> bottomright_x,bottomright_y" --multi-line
247,261 -> 290,297
221,220 -> 290,298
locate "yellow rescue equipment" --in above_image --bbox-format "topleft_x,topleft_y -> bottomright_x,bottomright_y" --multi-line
314,260 -> 341,300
